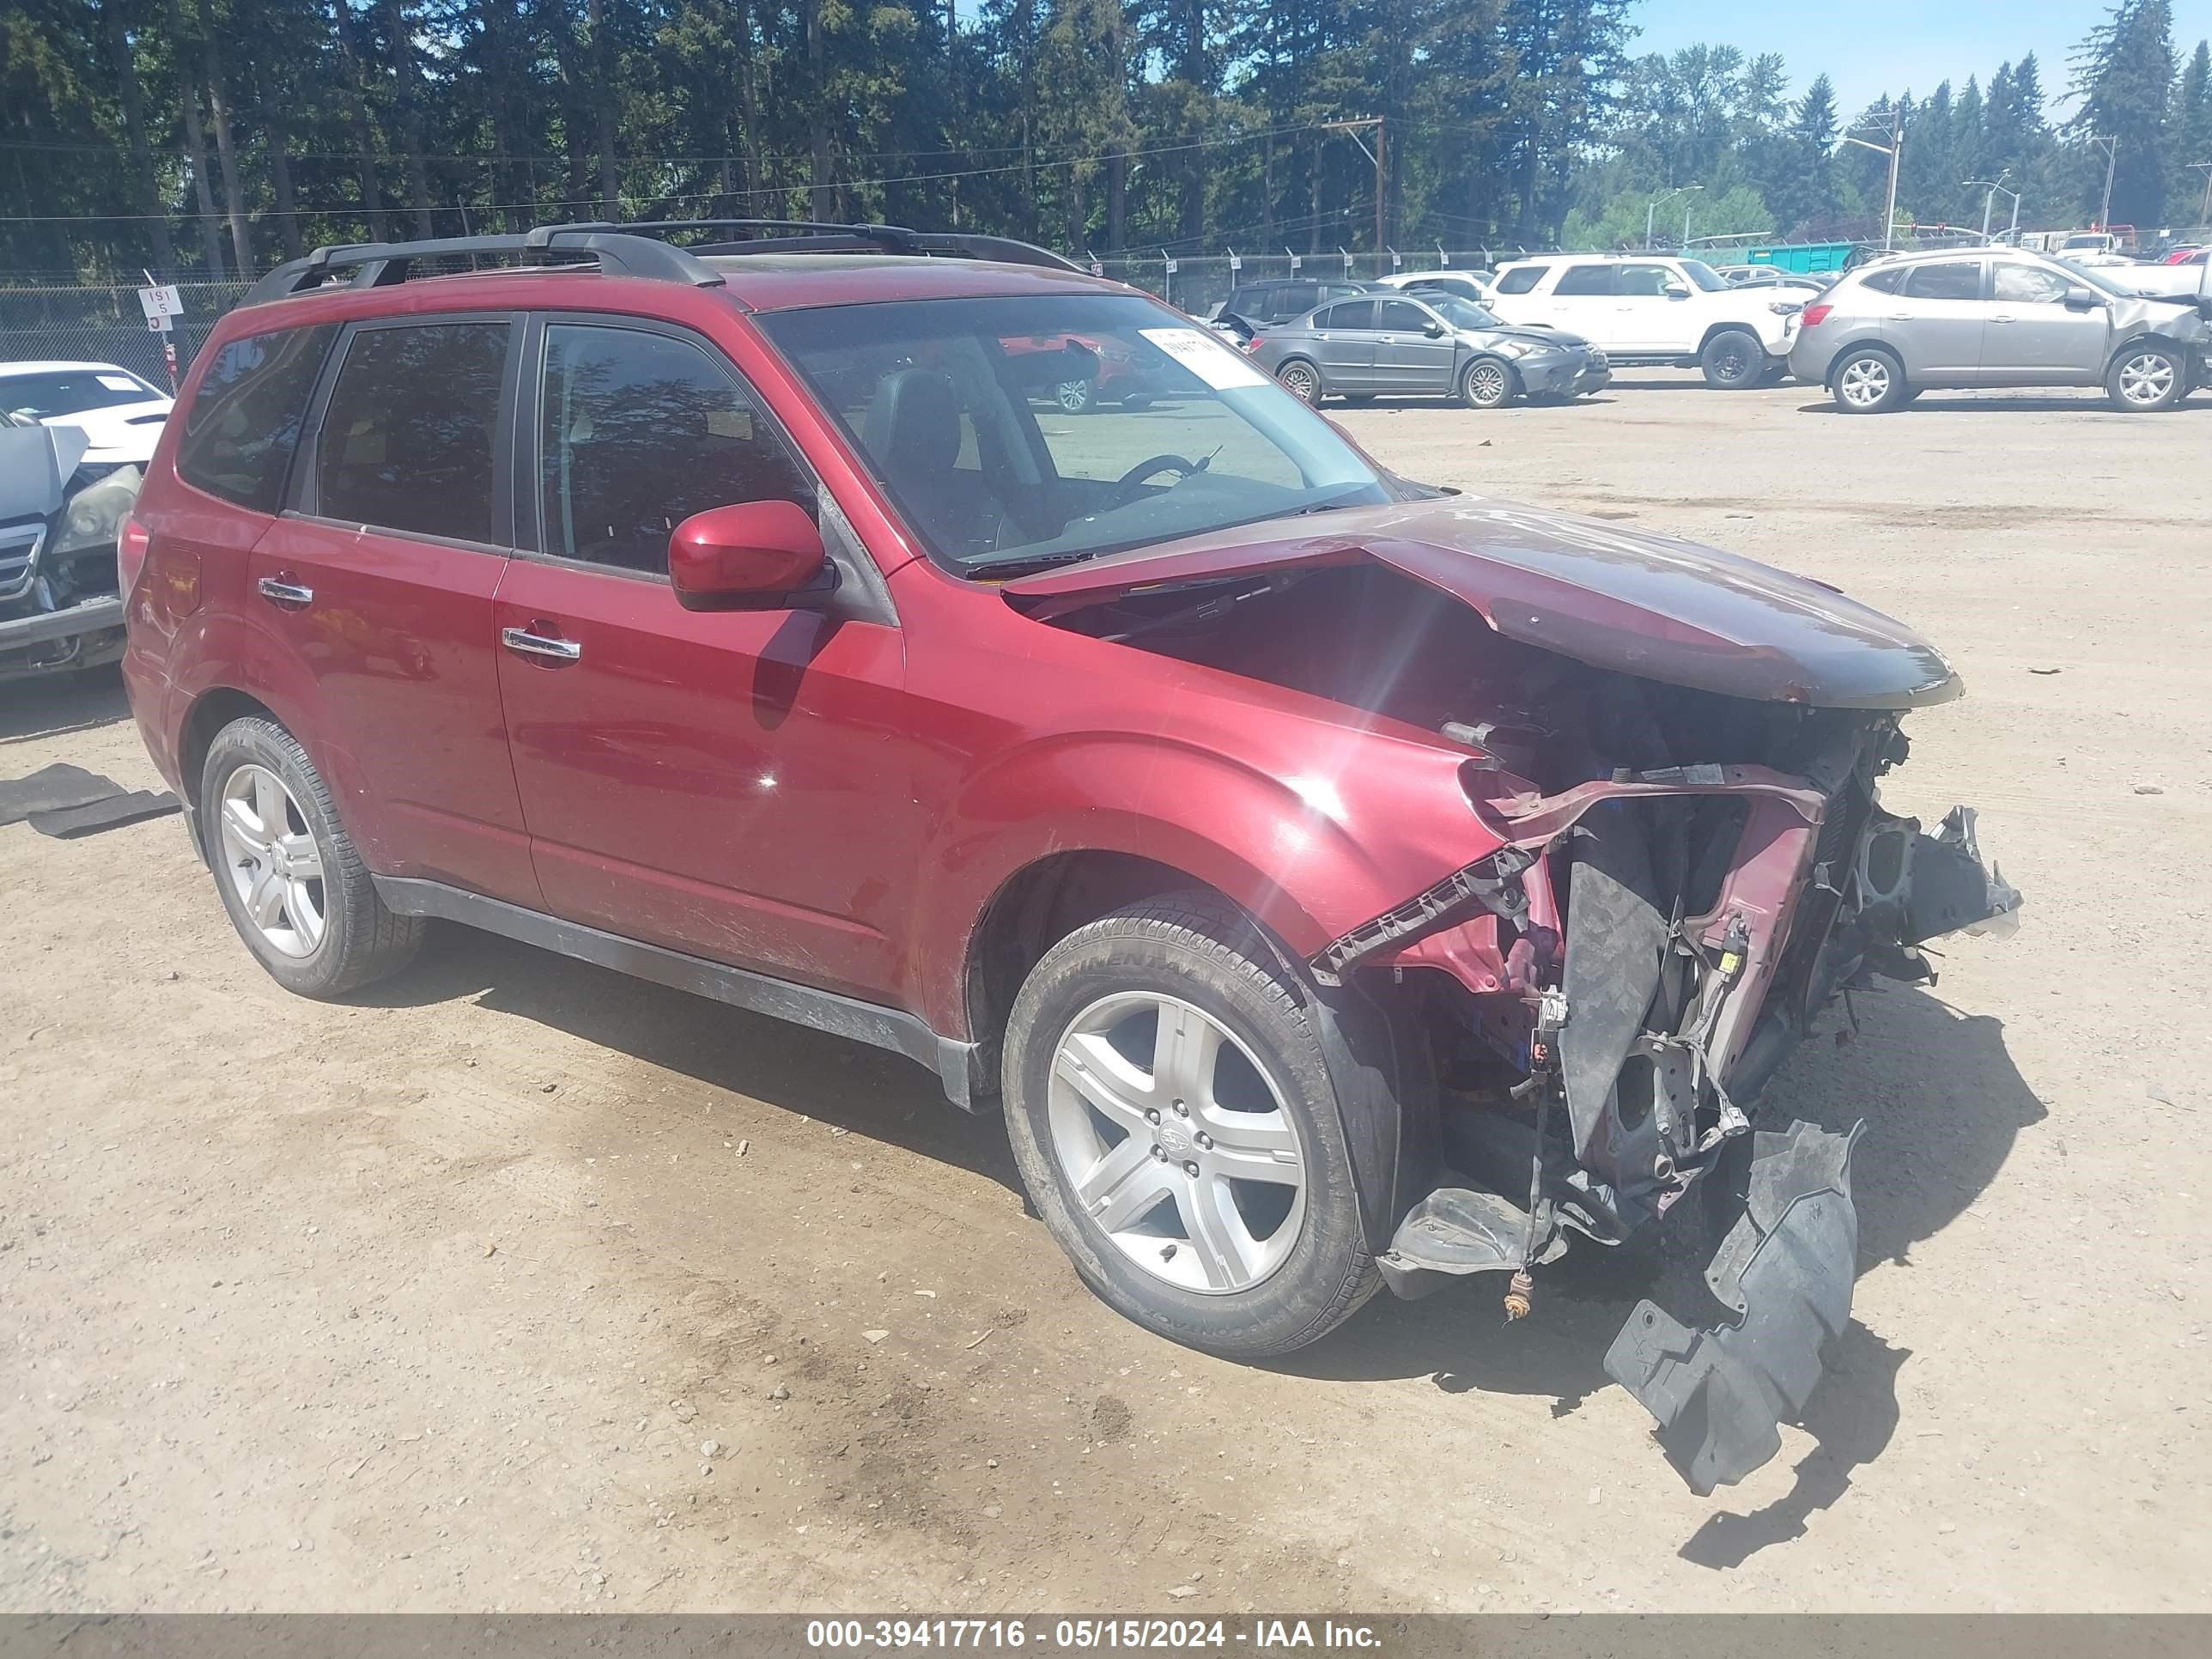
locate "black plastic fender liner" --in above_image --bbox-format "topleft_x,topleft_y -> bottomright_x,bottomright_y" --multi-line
1305,974 -> 1442,1255
1602,1118 -> 1865,1495
1559,803 -> 1669,1170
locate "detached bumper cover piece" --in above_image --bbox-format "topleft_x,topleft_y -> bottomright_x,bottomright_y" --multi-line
1602,1119 -> 1864,1495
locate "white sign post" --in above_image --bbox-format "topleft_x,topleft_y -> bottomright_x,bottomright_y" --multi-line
137,283 -> 184,331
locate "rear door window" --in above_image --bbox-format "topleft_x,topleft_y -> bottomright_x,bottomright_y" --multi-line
1315,301 -> 1378,331
176,325 -> 337,511
1904,262 -> 1984,301
1553,264 -> 1619,297
314,321 -> 513,545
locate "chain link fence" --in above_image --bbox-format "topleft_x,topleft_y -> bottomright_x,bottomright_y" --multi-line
1094,252 -> 1504,314
0,282 -> 250,391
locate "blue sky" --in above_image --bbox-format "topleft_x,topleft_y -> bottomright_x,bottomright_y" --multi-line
1632,1 -> 2212,119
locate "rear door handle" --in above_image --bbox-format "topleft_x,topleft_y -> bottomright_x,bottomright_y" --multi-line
501,626 -> 582,663
257,576 -> 313,606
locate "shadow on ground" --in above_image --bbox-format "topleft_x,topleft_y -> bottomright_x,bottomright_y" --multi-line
0,665 -> 131,746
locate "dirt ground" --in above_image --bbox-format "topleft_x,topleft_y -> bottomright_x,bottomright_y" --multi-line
3,372 -> 2208,1615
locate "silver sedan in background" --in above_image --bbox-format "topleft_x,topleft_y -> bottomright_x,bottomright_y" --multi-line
1247,291 -> 1610,409
1790,246 -> 2212,412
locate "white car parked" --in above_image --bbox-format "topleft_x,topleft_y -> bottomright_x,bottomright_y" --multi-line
1486,255 -> 1803,387
1369,269 -> 1495,303
0,361 -> 173,471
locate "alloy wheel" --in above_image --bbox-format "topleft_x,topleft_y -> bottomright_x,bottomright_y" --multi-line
1838,356 -> 1891,409
2118,353 -> 2175,405
1277,363 -> 1318,404
1046,992 -> 1307,1295
1466,362 -> 1508,406
1055,378 -> 1095,414
216,763 -> 327,959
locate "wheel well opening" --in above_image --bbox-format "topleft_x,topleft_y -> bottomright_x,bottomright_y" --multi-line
179,688 -> 277,813
1826,339 -> 1900,384
1697,321 -> 1766,356
964,853 -> 1232,1075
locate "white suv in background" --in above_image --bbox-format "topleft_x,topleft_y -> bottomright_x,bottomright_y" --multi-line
1486,255 -> 1803,387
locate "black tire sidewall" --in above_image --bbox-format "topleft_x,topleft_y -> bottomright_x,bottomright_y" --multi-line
1001,912 -> 1373,1359
200,719 -> 358,996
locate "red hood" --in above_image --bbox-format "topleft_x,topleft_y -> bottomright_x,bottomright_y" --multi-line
1001,495 -> 1961,709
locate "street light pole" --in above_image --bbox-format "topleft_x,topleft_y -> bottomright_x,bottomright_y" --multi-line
2091,134 -> 2118,230
1843,106 -> 1904,250
2190,161 -> 2212,226
1646,184 -> 1700,251
1964,175 -> 2021,243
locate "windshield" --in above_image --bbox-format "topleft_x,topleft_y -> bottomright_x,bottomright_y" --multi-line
1677,261 -> 1728,292
757,293 -> 1392,575
2061,234 -> 2110,250
0,368 -> 162,420
1427,294 -> 1505,331
2055,257 -> 2139,296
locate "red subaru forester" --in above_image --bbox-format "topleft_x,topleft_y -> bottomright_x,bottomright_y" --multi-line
122,222 -> 2019,1493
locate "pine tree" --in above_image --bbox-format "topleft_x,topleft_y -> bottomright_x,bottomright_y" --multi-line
2071,0 -> 2177,228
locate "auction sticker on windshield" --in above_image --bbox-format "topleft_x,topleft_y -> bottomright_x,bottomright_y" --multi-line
1139,327 -> 1270,389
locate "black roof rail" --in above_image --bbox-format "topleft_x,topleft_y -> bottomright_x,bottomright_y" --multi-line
630,219 -> 1086,273
240,218 -> 1088,308
240,227 -> 725,307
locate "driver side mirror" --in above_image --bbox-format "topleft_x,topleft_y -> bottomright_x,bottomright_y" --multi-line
2063,287 -> 2106,311
668,500 -> 835,612
1421,319 -> 1447,337
1662,283 -> 1690,301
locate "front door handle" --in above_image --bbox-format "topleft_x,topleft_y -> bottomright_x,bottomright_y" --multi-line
1990,313 -> 2017,323
501,626 -> 582,664
257,576 -> 313,606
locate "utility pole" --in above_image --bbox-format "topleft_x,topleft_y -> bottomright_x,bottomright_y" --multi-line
1646,184 -> 1699,251
1842,106 -> 1904,250
2090,134 -> 2118,229
1323,118 -> 1386,264
2189,161 -> 2212,225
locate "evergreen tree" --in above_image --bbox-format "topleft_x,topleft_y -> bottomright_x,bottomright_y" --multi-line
2071,0 -> 2177,228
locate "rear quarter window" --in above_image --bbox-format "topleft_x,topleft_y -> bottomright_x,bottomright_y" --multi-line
1494,266 -> 1544,295
176,325 -> 337,512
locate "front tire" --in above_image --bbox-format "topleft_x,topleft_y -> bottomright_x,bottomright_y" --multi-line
2107,343 -> 2185,410
1831,346 -> 1908,413
1459,356 -> 1516,409
201,716 -> 422,998
1054,377 -> 1097,415
1001,894 -> 1379,1359
1700,328 -> 1765,389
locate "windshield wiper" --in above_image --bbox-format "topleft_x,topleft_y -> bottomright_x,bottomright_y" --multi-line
1285,488 -> 1376,517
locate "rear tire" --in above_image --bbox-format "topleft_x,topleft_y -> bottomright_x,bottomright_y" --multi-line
201,716 -> 422,999
1700,329 -> 1765,389
1000,893 -> 1380,1359
1274,359 -> 1322,404
1459,356 -> 1516,409
1830,345 -> 1908,413
1054,377 -> 1097,415
2106,343 -> 2185,410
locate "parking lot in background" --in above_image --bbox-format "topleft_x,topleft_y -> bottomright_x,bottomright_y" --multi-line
3,371 -> 2207,1613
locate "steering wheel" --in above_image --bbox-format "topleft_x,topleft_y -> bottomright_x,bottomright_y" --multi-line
1105,453 -> 1201,508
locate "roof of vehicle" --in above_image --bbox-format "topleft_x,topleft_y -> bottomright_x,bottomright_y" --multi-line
0,360 -> 153,379
1497,252 -> 1692,265
696,252 -> 1118,312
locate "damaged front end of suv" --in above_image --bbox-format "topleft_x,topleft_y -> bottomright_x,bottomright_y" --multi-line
1008,495 -> 2020,1493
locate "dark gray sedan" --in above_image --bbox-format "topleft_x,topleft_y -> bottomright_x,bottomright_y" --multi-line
1248,291 -> 1610,409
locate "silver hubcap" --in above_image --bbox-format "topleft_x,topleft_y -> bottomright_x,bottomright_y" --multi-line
217,763 -> 327,959
1839,357 -> 1891,406
1280,366 -> 1315,401
1468,364 -> 1505,404
2119,354 -> 2173,404
1056,380 -> 1091,411
1047,993 -> 1307,1295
